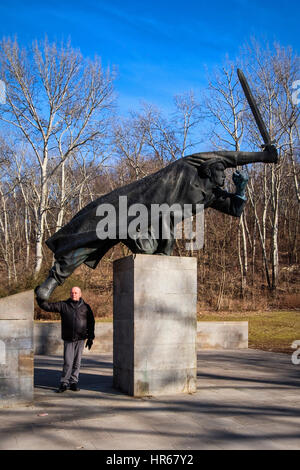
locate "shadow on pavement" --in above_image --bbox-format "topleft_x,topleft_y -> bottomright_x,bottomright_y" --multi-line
34,355 -> 117,394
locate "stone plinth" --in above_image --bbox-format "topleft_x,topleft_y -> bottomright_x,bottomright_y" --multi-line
113,255 -> 197,397
197,321 -> 248,349
34,322 -> 113,355
0,290 -> 34,407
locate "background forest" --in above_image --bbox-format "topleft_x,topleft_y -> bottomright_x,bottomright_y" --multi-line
0,37 -> 299,318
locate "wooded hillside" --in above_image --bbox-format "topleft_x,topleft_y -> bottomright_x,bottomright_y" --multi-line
0,38 -> 299,316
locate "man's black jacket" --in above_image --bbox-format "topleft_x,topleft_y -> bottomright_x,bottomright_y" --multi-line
37,297 -> 95,342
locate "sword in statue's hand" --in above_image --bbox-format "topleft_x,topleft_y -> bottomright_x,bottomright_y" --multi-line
237,68 -> 278,161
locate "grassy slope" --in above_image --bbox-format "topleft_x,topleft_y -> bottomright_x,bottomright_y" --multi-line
197,310 -> 300,353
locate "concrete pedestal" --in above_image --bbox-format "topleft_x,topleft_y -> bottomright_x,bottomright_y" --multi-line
0,290 -> 34,407
113,255 -> 197,397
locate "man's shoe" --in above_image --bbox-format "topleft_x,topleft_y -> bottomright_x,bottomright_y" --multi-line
35,276 -> 59,300
70,383 -> 80,392
57,383 -> 68,393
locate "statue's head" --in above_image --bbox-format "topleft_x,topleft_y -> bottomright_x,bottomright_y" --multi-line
199,161 -> 226,187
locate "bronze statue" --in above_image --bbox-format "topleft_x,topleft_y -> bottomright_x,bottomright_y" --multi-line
35,146 -> 278,300
35,69 -> 279,301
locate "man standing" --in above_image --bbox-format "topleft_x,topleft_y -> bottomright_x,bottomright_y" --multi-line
36,286 -> 95,393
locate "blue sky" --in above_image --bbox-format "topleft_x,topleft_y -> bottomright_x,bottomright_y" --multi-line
0,0 -> 299,116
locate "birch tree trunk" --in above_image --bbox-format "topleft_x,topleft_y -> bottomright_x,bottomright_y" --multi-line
0,37 -> 115,277
238,213 -> 248,297
34,162 -> 48,275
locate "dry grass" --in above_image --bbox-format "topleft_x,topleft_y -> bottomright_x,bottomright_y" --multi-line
197,309 -> 300,353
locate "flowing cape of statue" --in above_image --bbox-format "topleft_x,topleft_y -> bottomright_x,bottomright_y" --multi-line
46,152 -> 241,269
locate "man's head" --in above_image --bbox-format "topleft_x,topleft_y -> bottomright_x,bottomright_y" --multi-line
200,161 -> 226,187
210,162 -> 226,187
70,286 -> 82,301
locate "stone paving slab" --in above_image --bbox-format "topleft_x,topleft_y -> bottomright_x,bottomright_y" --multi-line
0,349 -> 299,450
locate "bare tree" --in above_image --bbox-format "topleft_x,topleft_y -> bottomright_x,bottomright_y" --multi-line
0,37 -> 115,276
203,42 -> 299,292
241,39 -> 299,289
204,61 -> 249,296
113,112 -> 149,181
172,90 -> 203,157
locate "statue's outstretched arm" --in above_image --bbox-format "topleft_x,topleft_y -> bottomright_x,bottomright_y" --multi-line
216,144 -> 278,166
187,144 -> 278,168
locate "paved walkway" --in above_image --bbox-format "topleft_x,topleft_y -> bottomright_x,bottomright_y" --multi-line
1,349 -> 300,450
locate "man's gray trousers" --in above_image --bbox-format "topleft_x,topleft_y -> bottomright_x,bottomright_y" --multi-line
61,340 -> 85,385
